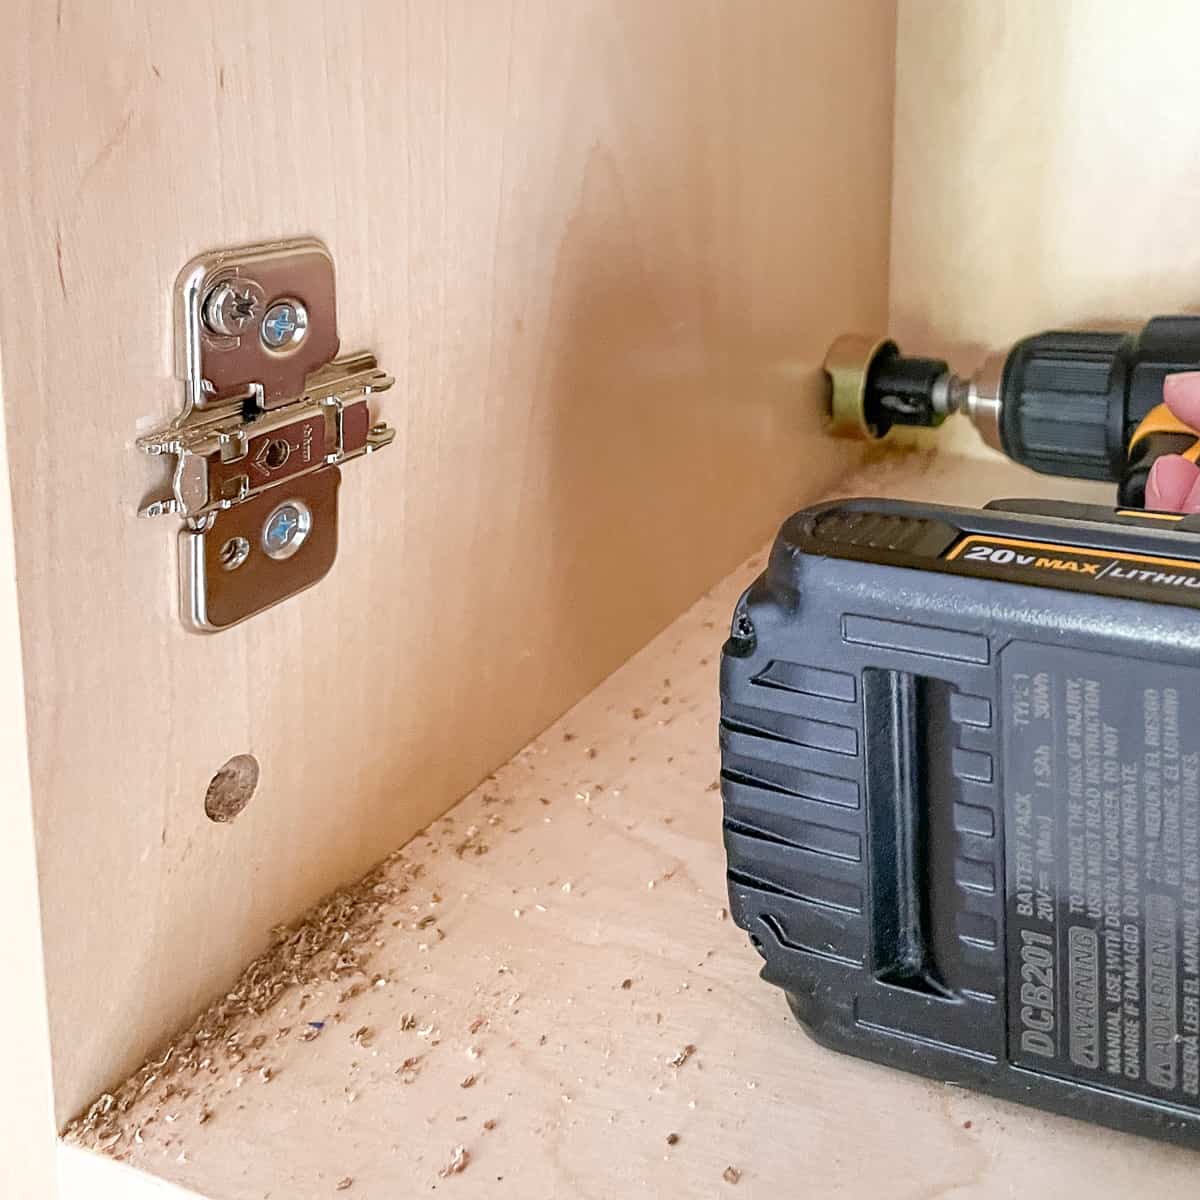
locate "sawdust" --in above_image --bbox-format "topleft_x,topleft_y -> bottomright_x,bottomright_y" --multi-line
668,1044 -> 697,1068
64,847 -> 417,1154
397,1055 -> 425,1084
439,1145 -> 471,1177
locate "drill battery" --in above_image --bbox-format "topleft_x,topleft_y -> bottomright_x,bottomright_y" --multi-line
721,496 -> 1200,1147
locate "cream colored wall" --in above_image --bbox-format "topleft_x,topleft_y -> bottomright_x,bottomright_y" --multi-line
890,0 -> 1200,460
0,0 -> 897,1127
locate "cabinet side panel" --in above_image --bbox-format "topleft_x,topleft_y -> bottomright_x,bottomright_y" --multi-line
0,349 -> 58,1192
0,0 -> 896,1121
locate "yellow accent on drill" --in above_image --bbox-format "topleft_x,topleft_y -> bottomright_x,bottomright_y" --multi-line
1128,401 -> 1200,462
1116,509 -> 1184,521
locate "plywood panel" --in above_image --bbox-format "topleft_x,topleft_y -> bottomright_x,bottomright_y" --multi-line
0,351 -> 59,1200
60,1145 -> 204,1200
890,0 -> 1200,460
0,1 -> 896,1123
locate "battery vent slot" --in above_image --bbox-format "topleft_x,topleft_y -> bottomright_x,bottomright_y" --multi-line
862,668 -> 954,999
803,508 -> 938,552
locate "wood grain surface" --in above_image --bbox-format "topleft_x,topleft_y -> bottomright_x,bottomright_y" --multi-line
0,350 -> 59,1199
0,1 -> 896,1128
67,455 -> 1200,1200
889,0 -> 1200,460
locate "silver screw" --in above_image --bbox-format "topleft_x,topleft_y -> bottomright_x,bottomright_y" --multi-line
261,499 -> 312,560
261,300 -> 308,350
202,279 -> 265,337
219,536 -> 251,572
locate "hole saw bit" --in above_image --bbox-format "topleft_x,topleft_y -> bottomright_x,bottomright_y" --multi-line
824,318 -> 1200,506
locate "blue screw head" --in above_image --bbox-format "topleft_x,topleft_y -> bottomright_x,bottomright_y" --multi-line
261,300 -> 308,350
261,500 -> 312,560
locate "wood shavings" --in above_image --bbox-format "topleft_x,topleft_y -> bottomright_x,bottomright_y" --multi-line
460,1074 -> 478,1089
336,1177 -> 354,1191
399,1013 -> 418,1031
64,848 -> 415,1153
468,1016 -> 488,1035
483,1119 -> 497,1131
454,825 -> 489,858
669,1044 -> 697,1068
466,1045 -> 481,1060
258,1066 -> 274,1083
439,1145 -> 471,1177
351,1026 -> 374,1047
621,978 -> 633,990
723,1166 -> 742,1184
397,1055 -> 424,1084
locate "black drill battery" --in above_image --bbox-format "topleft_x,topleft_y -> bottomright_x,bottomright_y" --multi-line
721,497 -> 1200,1147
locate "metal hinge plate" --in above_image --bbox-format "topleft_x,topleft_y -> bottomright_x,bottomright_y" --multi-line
139,239 -> 394,631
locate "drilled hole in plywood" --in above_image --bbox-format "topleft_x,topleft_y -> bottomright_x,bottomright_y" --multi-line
204,754 -> 260,823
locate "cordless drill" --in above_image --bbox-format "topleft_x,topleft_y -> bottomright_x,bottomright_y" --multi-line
721,314 -> 1200,1151
825,317 -> 1200,507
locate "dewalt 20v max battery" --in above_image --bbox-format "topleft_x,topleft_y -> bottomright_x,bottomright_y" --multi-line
721,497 -> 1200,1147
